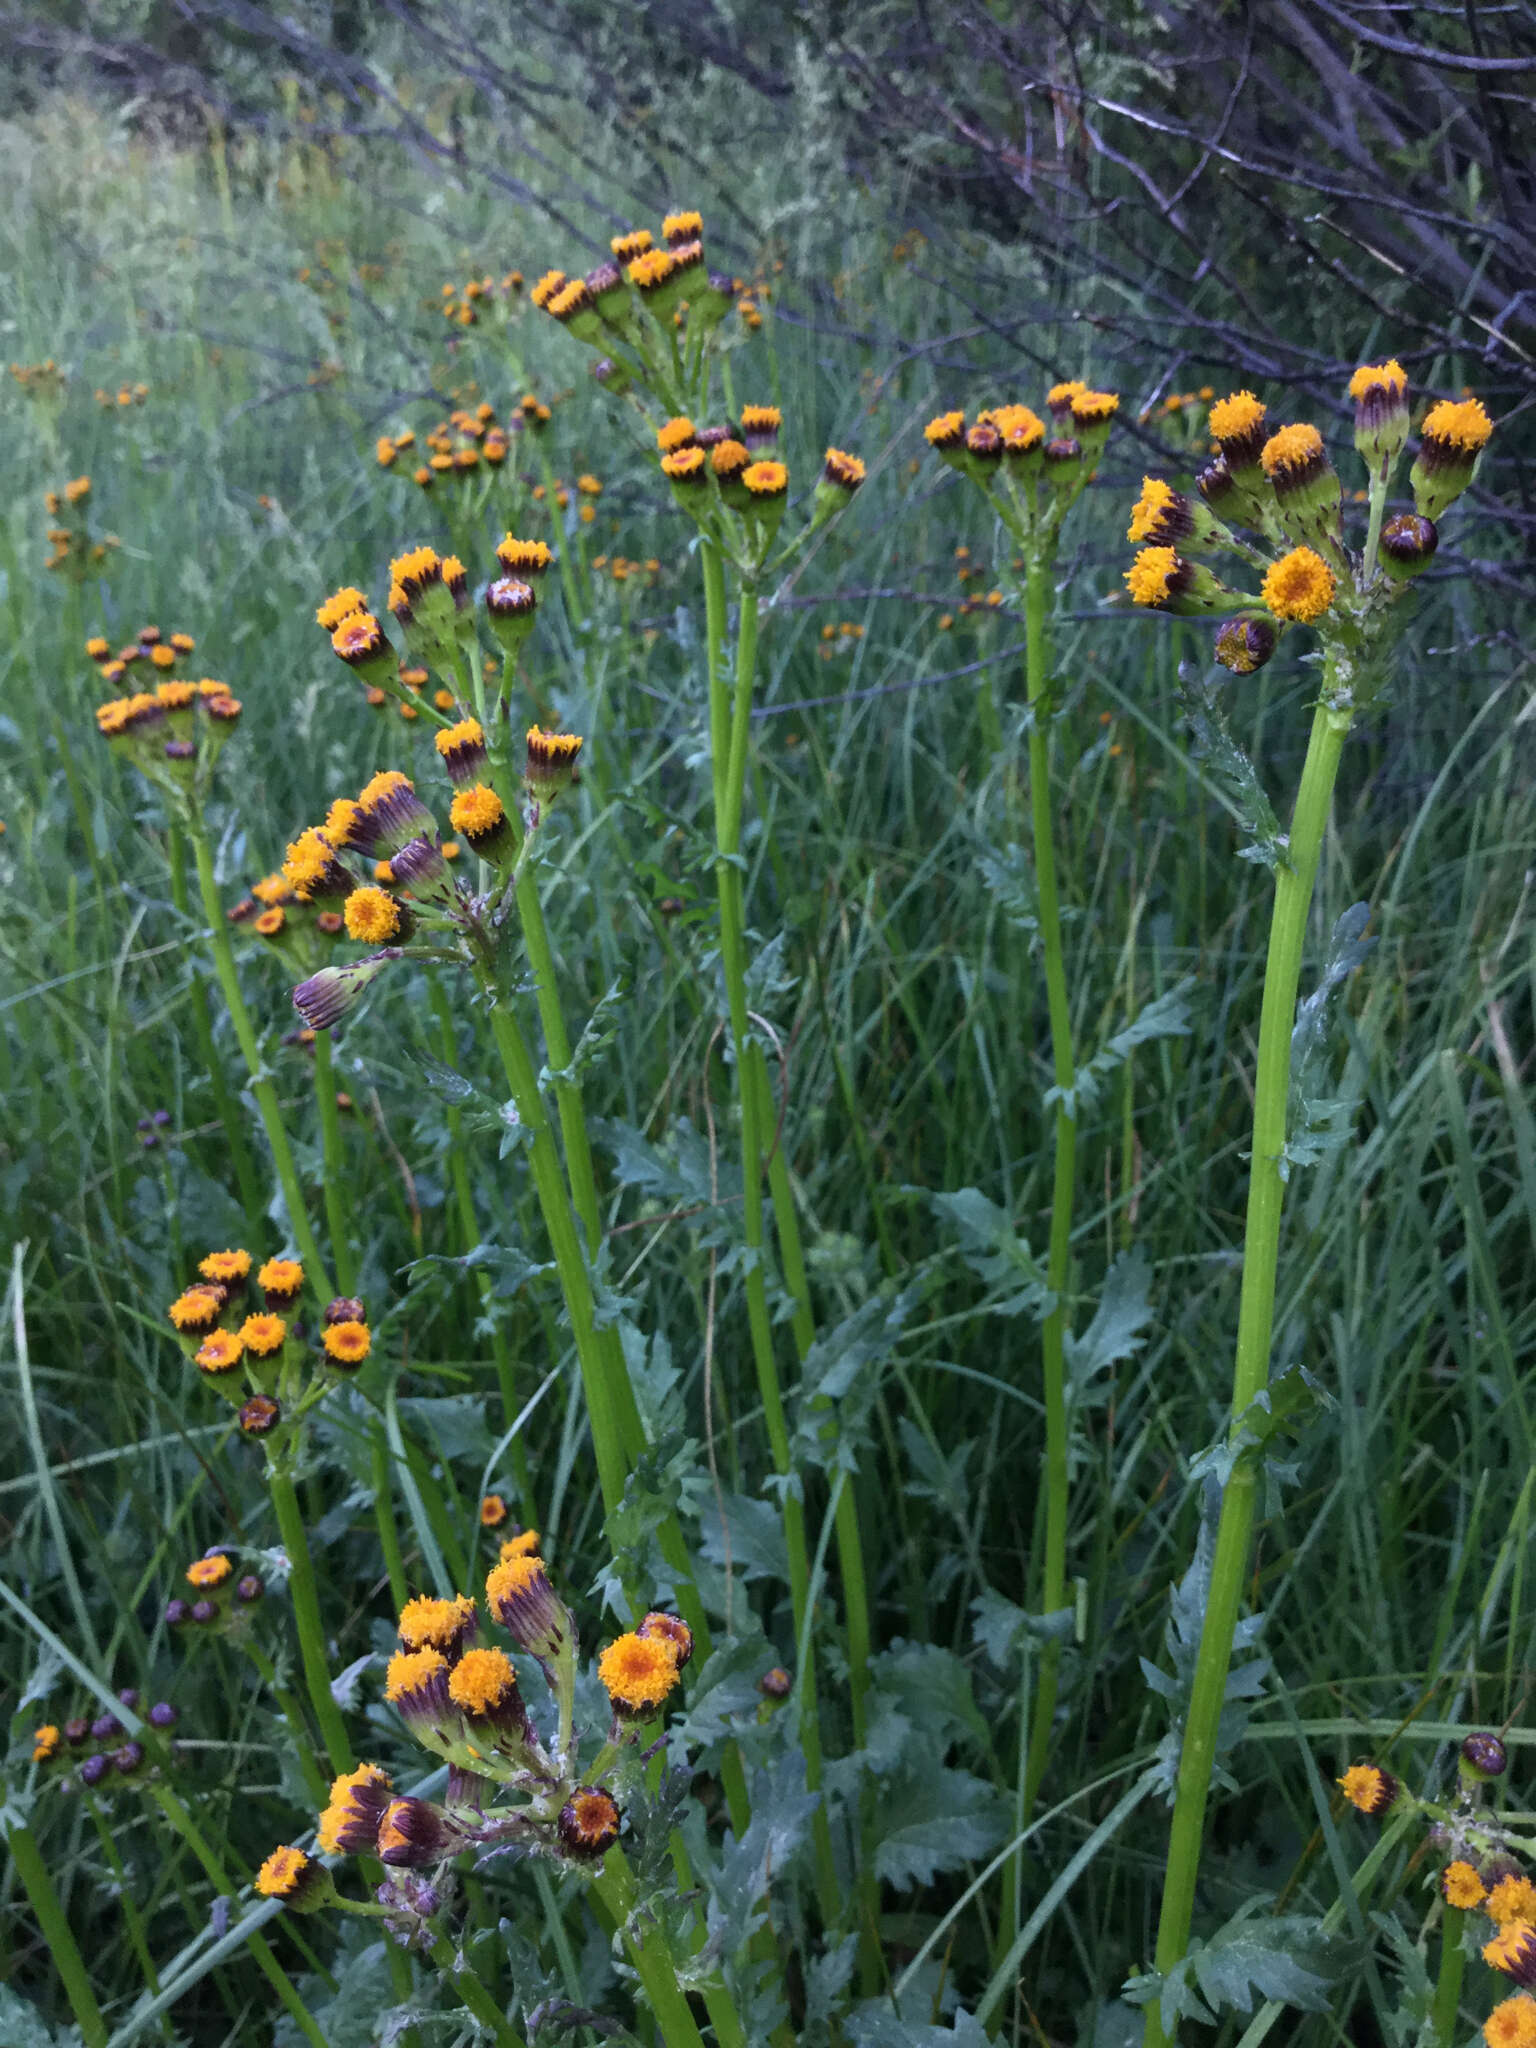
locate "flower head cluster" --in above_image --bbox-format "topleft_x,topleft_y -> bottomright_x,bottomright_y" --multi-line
165,1547 -> 267,1634
28,1687 -> 180,1793
924,382 -> 1119,559
376,395 -> 536,494
42,474 -> 120,579
92,647 -> 241,810
164,1250 -> 372,1448
1122,358 -> 1492,682
259,1557 -> 695,1931
438,268 -> 524,328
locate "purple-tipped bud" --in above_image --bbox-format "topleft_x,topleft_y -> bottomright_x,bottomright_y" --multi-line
113,1742 -> 145,1776
117,1687 -> 141,1710
236,1575 -> 264,1604
91,1714 -> 123,1742
80,1754 -> 109,1788
323,1296 -> 366,1326
165,1598 -> 191,1627
1462,1731 -> 1508,1781
149,1702 -> 178,1730
759,1666 -> 792,1698
190,1598 -> 218,1625
64,1718 -> 91,1746
293,954 -> 394,1033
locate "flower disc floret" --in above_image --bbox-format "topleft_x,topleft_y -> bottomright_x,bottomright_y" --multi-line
598,1631 -> 683,1716
924,410 -> 965,449
656,416 -> 696,453
195,1329 -> 245,1375
343,887 -> 402,944
447,1647 -> 519,1715
255,1846 -> 310,1899
1124,547 -> 1181,608
1260,422 -> 1326,485
258,1257 -> 303,1305
1491,1879 -> 1536,1928
743,459 -> 788,497
316,587 -> 369,631
1422,396 -> 1492,453
187,1554 -> 233,1589
1487,1995 -> 1536,2048
661,446 -> 706,481
239,1313 -> 287,1357
1442,1859 -> 1487,1908
1262,546 -> 1335,623
1209,390 -> 1266,443
169,1285 -> 225,1333
1337,1762 -> 1397,1815
1349,359 -> 1407,404
398,1594 -> 477,1654
323,1319 -> 371,1366
385,1646 -> 449,1704
449,785 -> 506,840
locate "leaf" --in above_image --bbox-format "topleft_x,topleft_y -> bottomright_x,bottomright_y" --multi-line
1046,981 -> 1196,1120
542,977 -> 626,1088
591,1116 -> 724,1211
1124,1909 -> 1355,2029
869,1765 -> 1009,1890
706,1753 -> 822,1954
1178,666 -> 1285,870
970,1586 -> 1073,1666
674,1632 -> 781,1750
698,1490 -> 789,1585
973,840 -> 1039,933
1281,902 -> 1374,1180
402,1240 -> 554,1300
0,1987 -> 74,2048
1065,1246 -> 1154,1392
926,1187 -> 1052,1318
845,2003 -> 994,2045
273,1933 -> 395,2048
864,1639 -> 991,1757
896,1416 -> 974,1525
792,1285 -> 923,1472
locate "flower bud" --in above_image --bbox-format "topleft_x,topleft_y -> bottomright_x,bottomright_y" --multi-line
558,1787 -> 621,1860
1461,1731 -> 1508,1782
1349,359 -> 1409,476
1377,511 -> 1438,584
1214,618 -> 1277,675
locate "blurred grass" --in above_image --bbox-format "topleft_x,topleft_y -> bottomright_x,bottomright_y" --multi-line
1,84 -> 1533,2044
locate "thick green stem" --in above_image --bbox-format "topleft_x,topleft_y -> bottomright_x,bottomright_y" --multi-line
166,821 -> 266,1240
1430,1906 -> 1466,2047
428,1935 -> 529,2048
188,823 -> 333,1297
268,1466 -> 355,1776
1144,688 -> 1352,2047
709,577 -> 838,1920
310,1029 -> 357,1296
593,1861 -> 712,2048
1021,551 -> 1078,1818
6,1820 -> 107,2048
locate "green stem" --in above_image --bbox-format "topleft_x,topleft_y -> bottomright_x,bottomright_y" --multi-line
311,1030 -> 356,1296
1021,549 -> 1077,1819
593,1862 -> 711,2048
145,1787 -> 331,2048
166,821 -> 266,1240
85,1793 -> 165,2010
709,577 -> 838,1922
1430,1905 -> 1466,2047
188,823 -> 334,1297
268,1466 -> 355,1776
5,1820 -> 107,2048
1144,685 -> 1352,2048
246,1637 -> 330,1807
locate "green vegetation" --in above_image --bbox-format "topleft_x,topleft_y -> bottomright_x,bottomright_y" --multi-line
1,76 -> 1532,2048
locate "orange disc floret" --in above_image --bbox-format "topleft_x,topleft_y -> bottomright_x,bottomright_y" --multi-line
662,209 -> 703,242
924,410 -> 965,449
1046,379 -> 1087,408
1337,1762 -> 1397,1815
1349,359 -> 1407,403
1260,422 -> 1325,481
1486,1995 -> 1536,2048
198,1249 -> 250,1286
1421,396 -> 1493,454
1070,389 -> 1119,426
558,1786 -> 621,1858
259,1257 -> 303,1305
1490,1878 -> 1536,1928
323,1319 -> 371,1366
499,1528 -> 541,1561
1124,547 -> 1181,608
743,459 -> 788,497
487,1552 -> 543,1602
331,612 -> 386,665
447,1646 -> 518,1714
711,438 -> 750,479
317,1762 -> 393,1855
656,416 -> 697,453
597,1631 -> 683,1716
195,1329 -> 245,1375
627,247 -> 677,291
740,404 -> 782,435
530,268 -> 567,309
1127,477 -> 1178,544
480,1493 -> 507,1527
661,446 -> 706,481
1262,546 -> 1335,623
1442,1859 -> 1487,1909
317,586 -> 369,632
33,1725 -> 61,1763
824,448 -> 866,488
358,769 -> 412,810
637,1611 -> 694,1668
283,827 -> 343,899
252,874 -> 293,907
398,1594 -> 477,1653
343,887 -> 402,944
187,1554 -> 233,1589
239,1313 -> 287,1357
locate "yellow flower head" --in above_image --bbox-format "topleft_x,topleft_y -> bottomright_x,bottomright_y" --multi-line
195,1329 -> 245,1375
385,1646 -> 448,1705
397,1593 -> 477,1653
283,827 -> 343,899
447,1646 -> 519,1715
743,459 -> 788,497
251,874 -> 293,907
239,1313 -> 287,1357
1070,389 -> 1119,428
255,1846 -> 310,1899
662,446 -> 706,481
597,1631 -> 684,1716
258,1257 -> 304,1305
1124,546 -> 1181,609
435,718 -> 485,759
317,586 -> 369,632
343,887 -> 402,944
924,410 -> 965,449
199,1249 -> 250,1286
499,1528 -> 541,1561
1260,423 -> 1326,485
449,784 -> 506,839
656,416 -> 697,453
316,1762 -> 393,1855
357,769 -> 412,812
1442,1859 -> 1487,1909
1337,1762 -> 1397,1815
324,798 -> 363,850
1349,359 -> 1407,404
480,1493 -> 507,1527
662,209 -> 704,243
1485,1923 -> 1536,1984
187,1553 -> 233,1589
824,447 -> 866,489
1490,1879 -> 1536,1928
323,1319 -> 372,1366
1046,379 -> 1087,409
611,229 -> 653,262
1128,477 -> 1178,544
1486,1994 -> 1536,2048
1209,390 -> 1266,444
530,269 -> 567,309
33,1725 -> 61,1763
627,248 -> 677,292
1421,396 -> 1493,454
1262,546 -> 1335,623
